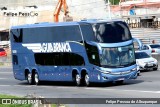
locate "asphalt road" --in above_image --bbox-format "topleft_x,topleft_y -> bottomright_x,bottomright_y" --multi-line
0,66 -> 160,107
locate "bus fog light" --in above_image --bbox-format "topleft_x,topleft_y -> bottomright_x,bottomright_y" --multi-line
131,67 -> 137,71
102,76 -> 108,80
98,75 -> 100,80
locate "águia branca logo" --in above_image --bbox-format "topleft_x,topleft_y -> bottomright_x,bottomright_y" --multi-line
22,42 -> 72,53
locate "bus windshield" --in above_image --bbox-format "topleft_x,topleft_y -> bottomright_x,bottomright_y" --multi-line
100,44 -> 135,68
92,21 -> 132,43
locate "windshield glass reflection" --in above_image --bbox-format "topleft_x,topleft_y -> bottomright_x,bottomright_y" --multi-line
100,44 -> 136,68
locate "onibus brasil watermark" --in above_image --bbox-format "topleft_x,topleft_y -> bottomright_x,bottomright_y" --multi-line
0,98 -> 160,104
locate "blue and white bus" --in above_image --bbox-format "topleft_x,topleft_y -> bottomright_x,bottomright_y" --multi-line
10,20 -> 138,86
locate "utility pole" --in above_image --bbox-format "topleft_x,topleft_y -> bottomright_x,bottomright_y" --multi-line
107,0 -> 111,19
145,0 -> 147,15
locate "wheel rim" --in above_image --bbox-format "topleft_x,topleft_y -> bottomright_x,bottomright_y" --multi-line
75,74 -> 80,86
34,73 -> 39,84
27,73 -> 32,84
85,74 -> 89,86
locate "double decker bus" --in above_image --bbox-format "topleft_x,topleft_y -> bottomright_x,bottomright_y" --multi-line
10,20 -> 138,86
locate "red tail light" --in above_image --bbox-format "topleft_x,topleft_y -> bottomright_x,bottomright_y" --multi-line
152,49 -> 155,53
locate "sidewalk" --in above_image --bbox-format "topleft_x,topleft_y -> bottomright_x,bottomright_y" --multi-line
0,56 -> 12,67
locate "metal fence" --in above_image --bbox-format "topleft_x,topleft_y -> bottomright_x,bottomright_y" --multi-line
127,21 -> 160,29
130,28 -> 160,44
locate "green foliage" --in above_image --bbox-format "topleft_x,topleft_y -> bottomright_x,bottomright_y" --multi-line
0,94 -> 31,107
105,0 -> 120,5
0,94 -> 20,98
0,94 -> 62,107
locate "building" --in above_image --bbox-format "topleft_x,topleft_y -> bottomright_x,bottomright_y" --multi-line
111,0 -> 160,28
0,0 -> 107,47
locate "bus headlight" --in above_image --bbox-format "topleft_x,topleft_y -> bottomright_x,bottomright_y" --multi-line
97,69 -> 111,74
101,71 -> 111,74
131,67 -> 137,72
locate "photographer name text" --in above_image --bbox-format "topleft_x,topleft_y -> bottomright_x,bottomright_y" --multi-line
3,11 -> 38,17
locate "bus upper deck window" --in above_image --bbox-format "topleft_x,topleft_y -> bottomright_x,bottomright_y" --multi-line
10,29 -> 23,43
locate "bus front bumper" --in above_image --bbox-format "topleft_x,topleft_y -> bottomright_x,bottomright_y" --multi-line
97,71 -> 138,83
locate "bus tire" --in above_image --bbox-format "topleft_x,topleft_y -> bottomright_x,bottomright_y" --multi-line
27,72 -> 32,85
153,67 -> 158,71
84,73 -> 90,86
74,73 -> 81,86
33,72 -> 40,85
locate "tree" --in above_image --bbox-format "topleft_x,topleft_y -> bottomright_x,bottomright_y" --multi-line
104,0 -> 120,5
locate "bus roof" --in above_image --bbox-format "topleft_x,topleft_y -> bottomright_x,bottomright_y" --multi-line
11,21 -> 79,29
11,19 -> 124,29
79,19 -> 123,24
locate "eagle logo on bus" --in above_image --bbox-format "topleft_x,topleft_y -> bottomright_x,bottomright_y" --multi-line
22,42 -> 72,53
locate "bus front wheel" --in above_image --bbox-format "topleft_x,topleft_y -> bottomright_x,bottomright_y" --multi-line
33,73 -> 40,85
84,74 -> 90,86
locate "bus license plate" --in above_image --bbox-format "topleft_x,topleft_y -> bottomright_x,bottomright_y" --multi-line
148,63 -> 153,66
117,78 -> 124,81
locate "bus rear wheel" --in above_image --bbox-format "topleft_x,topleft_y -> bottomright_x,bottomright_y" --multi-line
84,74 -> 90,86
27,73 -> 32,85
74,73 -> 81,86
33,73 -> 40,85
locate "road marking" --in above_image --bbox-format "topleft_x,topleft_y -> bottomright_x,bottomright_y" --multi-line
0,85 -> 32,87
56,87 -> 79,89
0,84 -> 159,94
85,87 -> 115,91
122,89 -> 160,94
0,85 -> 10,86
14,85 -> 25,87
0,72 -> 12,74
85,88 -> 160,94
0,78 -> 7,79
13,85 -> 33,87
0,77 -> 14,80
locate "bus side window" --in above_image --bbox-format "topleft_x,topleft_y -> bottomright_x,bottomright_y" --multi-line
70,53 -> 85,66
74,53 -> 85,66
54,54 -> 61,66
13,55 -> 18,65
34,53 -> 84,66
10,29 -> 23,43
85,43 -> 100,66
61,53 -> 70,66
